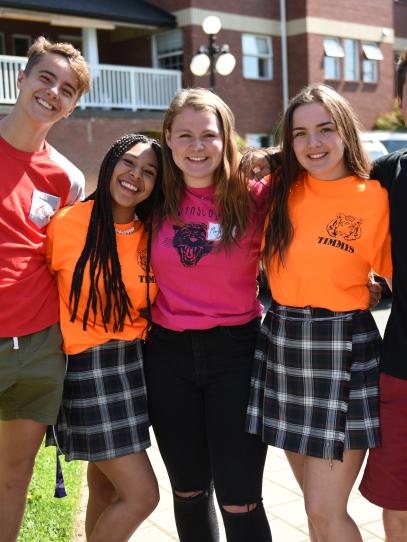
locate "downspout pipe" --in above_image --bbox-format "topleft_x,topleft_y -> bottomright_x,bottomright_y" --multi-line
280,0 -> 289,111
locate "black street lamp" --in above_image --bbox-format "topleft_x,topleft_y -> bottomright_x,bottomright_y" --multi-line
190,15 -> 236,93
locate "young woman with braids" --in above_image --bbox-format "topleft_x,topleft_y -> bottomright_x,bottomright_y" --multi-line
46,133 -> 162,541
142,88 -> 272,542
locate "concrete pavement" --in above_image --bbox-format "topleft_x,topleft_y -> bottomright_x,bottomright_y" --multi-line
133,439 -> 385,542
73,303 -> 391,541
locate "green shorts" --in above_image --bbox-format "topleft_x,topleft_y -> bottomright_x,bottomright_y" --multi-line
0,324 -> 66,424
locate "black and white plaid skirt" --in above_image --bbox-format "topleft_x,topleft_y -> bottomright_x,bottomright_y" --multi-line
246,303 -> 382,461
46,339 -> 151,462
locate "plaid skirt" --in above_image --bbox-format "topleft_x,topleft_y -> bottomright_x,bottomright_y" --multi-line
46,339 -> 151,462
246,303 -> 382,461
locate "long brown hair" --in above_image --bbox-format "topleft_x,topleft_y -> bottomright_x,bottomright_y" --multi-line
264,83 -> 371,265
158,87 -> 251,244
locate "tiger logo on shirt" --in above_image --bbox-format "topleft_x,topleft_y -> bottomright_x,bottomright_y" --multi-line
137,249 -> 147,272
173,223 -> 213,267
326,213 -> 362,241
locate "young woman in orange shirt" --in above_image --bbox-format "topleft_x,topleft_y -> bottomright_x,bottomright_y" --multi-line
246,83 -> 392,542
46,134 -> 163,542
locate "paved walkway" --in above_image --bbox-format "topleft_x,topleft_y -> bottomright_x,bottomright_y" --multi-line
73,437 -> 385,542
73,304 -> 390,541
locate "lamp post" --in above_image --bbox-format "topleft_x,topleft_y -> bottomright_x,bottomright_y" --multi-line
190,15 -> 236,93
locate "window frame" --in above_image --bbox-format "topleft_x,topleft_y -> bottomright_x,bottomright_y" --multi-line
343,38 -> 359,82
362,42 -> 382,83
12,34 -> 32,57
152,29 -> 183,71
323,37 -> 344,81
242,34 -> 273,81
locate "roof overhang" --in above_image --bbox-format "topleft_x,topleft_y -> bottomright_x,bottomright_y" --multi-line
0,1 -> 176,30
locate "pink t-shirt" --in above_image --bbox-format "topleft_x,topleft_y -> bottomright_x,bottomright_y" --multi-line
151,180 -> 269,331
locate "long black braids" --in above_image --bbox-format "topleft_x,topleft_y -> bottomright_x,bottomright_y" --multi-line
69,133 -> 163,333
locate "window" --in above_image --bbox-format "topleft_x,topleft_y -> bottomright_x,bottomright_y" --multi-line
0,33 -> 5,55
344,39 -> 359,81
323,37 -> 344,80
153,30 -> 183,71
242,35 -> 272,80
12,34 -> 31,57
362,42 -> 383,83
245,133 -> 272,148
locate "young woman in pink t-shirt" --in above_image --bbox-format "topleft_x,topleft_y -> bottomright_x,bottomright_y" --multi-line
143,88 -> 272,542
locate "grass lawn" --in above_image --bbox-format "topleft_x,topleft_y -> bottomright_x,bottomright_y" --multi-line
19,444 -> 84,542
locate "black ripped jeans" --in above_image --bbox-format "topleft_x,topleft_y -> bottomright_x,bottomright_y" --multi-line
143,319 -> 272,542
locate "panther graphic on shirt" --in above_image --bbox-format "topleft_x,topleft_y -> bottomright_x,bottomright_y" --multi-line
172,223 -> 213,267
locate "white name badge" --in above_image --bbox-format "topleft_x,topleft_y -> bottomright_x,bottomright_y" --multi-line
207,222 -> 222,241
29,188 -> 61,228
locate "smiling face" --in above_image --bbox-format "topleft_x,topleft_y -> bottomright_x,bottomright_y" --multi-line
110,142 -> 158,224
165,106 -> 224,188
16,52 -> 80,126
292,102 -> 350,181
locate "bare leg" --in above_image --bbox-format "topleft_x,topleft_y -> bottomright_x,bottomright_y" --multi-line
88,451 -> 159,542
0,419 -> 46,542
383,509 -> 407,542
285,451 -> 319,542
303,449 -> 366,542
86,463 -> 117,538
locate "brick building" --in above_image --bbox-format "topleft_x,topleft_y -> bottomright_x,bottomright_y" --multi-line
0,0 -> 405,183
150,0 -> 405,143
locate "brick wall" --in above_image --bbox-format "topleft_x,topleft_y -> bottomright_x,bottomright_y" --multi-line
286,1 -> 307,20
394,1 -> 407,40
306,0 -> 393,26
287,34 -> 310,97
41,114 -> 164,193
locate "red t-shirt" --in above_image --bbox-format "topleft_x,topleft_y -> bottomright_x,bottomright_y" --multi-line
0,137 -> 84,337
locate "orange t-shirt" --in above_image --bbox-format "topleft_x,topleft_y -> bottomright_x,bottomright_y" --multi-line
267,173 -> 392,311
47,201 -> 158,354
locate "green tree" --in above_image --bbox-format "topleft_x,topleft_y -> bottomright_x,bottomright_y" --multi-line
374,99 -> 406,131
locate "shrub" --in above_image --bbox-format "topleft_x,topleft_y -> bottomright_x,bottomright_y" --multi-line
374,99 -> 406,131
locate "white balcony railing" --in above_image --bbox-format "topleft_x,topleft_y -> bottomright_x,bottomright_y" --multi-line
0,55 -> 24,104
0,55 -> 182,111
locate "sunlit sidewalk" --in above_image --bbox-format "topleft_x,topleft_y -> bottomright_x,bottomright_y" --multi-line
132,438 -> 384,542
72,434 -> 385,542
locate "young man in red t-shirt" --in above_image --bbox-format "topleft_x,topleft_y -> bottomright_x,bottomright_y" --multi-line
0,37 -> 90,541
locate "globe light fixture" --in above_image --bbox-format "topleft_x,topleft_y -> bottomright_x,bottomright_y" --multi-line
215,46 -> 236,76
190,49 -> 211,77
189,15 -> 236,92
202,15 -> 221,35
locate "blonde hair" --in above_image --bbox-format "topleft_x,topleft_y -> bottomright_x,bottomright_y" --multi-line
25,36 -> 91,96
159,88 -> 252,245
